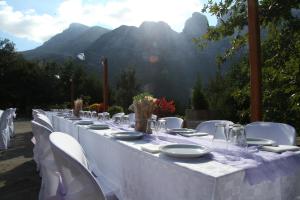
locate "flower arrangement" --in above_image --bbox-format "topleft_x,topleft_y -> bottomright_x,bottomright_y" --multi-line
132,92 -> 157,132
74,98 -> 83,117
153,97 -> 176,118
89,103 -> 105,113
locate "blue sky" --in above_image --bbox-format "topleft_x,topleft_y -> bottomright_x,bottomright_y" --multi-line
0,0 -> 218,51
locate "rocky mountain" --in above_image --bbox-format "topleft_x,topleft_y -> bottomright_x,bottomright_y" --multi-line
23,12 -> 231,106
23,23 -> 110,60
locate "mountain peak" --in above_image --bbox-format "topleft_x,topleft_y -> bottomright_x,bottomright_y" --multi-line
69,23 -> 89,29
139,21 -> 172,32
182,12 -> 208,39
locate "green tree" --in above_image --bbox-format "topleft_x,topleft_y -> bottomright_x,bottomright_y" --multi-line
114,67 -> 140,111
197,0 -> 300,130
192,76 -> 209,110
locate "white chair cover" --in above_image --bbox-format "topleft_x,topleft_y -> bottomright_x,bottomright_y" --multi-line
35,113 -> 54,132
31,121 -> 60,200
245,122 -> 296,145
8,108 -> 16,137
160,117 -> 183,129
0,109 -> 11,149
50,132 -> 117,200
196,120 -> 234,139
111,112 -> 125,120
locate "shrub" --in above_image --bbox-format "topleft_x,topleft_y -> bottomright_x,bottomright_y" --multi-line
108,105 -> 124,116
89,103 -> 105,112
153,97 -> 176,118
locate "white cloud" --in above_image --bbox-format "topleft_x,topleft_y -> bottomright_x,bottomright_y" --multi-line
0,0 -> 204,43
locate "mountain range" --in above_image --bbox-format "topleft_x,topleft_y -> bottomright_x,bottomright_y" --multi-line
23,12 -> 231,107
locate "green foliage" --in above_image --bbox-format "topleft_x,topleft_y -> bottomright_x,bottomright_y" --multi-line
133,92 -> 153,102
0,38 -> 103,117
108,105 -> 124,116
192,76 -> 209,110
114,67 -> 140,111
199,0 -> 300,132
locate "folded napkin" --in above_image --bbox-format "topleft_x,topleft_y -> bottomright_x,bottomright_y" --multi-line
262,145 -> 300,153
140,144 -> 161,153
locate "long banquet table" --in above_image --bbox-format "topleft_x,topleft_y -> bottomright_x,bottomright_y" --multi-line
47,112 -> 300,200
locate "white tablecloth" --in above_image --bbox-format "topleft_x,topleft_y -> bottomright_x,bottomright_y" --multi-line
47,112 -> 300,200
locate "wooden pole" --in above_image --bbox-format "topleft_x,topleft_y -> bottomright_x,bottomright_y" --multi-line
101,57 -> 109,111
70,77 -> 74,108
247,0 -> 262,121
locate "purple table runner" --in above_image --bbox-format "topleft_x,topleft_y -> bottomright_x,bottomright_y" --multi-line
143,133 -> 300,185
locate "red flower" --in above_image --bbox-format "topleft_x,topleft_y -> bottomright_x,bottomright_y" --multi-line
153,97 -> 176,118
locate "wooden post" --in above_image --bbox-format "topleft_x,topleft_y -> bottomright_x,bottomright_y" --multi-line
70,77 -> 74,108
247,0 -> 262,121
101,57 -> 109,111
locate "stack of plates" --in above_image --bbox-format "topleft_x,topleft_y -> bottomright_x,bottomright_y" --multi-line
88,124 -> 110,130
169,128 -> 208,137
160,144 -> 211,158
67,117 -> 82,120
246,138 -> 276,146
112,131 -> 143,140
75,120 -> 94,125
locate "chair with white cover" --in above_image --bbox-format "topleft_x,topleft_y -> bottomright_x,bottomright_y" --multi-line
8,108 -> 16,137
0,109 -> 11,149
196,120 -> 234,139
49,132 -> 118,200
31,121 -> 61,200
111,112 -> 125,120
35,113 -> 54,132
160,117 -> 184,129
245,122 -> 296,145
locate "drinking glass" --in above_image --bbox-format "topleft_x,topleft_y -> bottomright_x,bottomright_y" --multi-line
150,120 -> 159,137
114,116 -> 121,124
98,113 -> 104,121
212,123 -> 227,148
158,119 -> 167,133
103,112 -> 110,121
79,110 -> 84,118
121,115 -> 130,127
91,111 -> 98,120
229,124 -> 248,150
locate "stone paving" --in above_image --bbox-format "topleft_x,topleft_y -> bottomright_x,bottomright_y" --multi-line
0,121 -> 40,200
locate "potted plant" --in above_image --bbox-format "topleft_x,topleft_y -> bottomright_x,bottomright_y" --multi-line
131,93 -> 156,132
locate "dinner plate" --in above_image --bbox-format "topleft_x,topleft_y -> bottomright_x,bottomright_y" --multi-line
67,117 -> 82,120
56,113 -> 67,117
88,124 -> 110,130
247,137 -> 276,146
178,132 -> 209,137
75,120 -> 94,125
160,144 -> 211,158
169,128 -> 196,134
113,131 -> 143,140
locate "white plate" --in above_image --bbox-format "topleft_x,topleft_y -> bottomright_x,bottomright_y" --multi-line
67,117 -> 82,120
88,124 -> 109,130
169,128 -> 196,134
160,144 -> 211,158
247,137 -> 276,146
75,120 -> 94,125
113,131 -> 143,140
